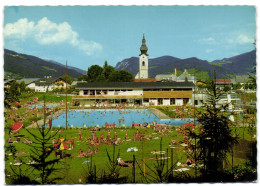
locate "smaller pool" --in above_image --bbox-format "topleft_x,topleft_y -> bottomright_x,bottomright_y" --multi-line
28,103 -> 57,109
51,109 -> 197,127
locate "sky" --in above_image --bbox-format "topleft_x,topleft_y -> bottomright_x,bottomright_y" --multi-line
3,6 -> 256,71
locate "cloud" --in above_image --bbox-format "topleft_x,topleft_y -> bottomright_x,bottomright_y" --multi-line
206,49 -> 213,53
226,34 -> 254,45
4,17 -> 102,55
4,18 -> 34,39
198,37 -> 216,45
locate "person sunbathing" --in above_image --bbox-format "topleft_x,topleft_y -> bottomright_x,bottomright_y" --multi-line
15,137 -> 21,142
78,149 -> 86,157
178,157 -> 194,167
90,140 -> 95,146
7,137 -> 13,143
16,149 -> 26,156
87,147 -> 92,155
23,137 -> 32,144
117,158 -> 132,167
170,139 -> 179,145
93,148 -> 99,154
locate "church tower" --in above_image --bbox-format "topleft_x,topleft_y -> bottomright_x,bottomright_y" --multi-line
135,34 -> 149,79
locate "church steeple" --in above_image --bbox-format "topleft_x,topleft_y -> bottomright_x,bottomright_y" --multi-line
140,33 -> 148,56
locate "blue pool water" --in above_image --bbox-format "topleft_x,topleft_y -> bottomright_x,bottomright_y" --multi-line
28,103 -> 57,109
51,109 -> 196,127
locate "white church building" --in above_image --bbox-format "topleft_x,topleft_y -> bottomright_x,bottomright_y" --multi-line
135,34 -> 149,79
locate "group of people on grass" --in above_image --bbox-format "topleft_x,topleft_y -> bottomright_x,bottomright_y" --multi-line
78,147 -> 99,157
171,105 -> 195,119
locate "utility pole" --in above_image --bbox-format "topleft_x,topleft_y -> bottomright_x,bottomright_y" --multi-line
66,60 -> 68,130
193,65 -> 197,177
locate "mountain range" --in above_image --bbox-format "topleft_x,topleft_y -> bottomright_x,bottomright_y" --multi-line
115,50 -> 256,78
4,49 -> 255,79
4,49 -> 86,78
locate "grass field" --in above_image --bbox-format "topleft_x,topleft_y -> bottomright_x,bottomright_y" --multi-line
4,92 -> 256,183
5,125 -> 255,184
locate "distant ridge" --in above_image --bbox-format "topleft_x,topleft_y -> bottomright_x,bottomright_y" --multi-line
4,48 -> 255,79
212,50 -> 256,75
4,49 -> 86,78
115,50 -> 256,78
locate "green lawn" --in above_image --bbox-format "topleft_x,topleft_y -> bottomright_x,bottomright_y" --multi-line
5,126 -> 255,184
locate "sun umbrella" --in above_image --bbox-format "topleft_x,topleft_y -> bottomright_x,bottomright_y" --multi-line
54,137 -> 70,150
33,97 -> 38,102
11,122 -> 23,131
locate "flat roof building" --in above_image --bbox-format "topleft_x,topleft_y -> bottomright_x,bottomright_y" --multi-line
74,81 -> 194,106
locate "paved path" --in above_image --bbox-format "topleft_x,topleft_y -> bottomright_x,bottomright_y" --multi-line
149,108 -> 171,119
26,109 -> 65,129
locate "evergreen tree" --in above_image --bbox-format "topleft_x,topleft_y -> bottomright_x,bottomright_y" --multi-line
233,82 -> 242,90
191,71 -> 237,180
103,60 -> 108,68
25,95 -> 62,184
248,64 -> 256,89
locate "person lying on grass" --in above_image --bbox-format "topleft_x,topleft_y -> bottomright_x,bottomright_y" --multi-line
7,137 -> 13,143
170,139 -> 179,145
23,137 -> 32,144
178,157 -> 195,167
78,149 -> 87,157
117,158 -> 132,167
16,149 -> 26,156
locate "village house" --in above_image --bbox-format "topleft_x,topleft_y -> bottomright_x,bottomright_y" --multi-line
17,78 -> 40,90
34,76 -> 69,92
4,78 -> 16,89
213,79 -> 233,89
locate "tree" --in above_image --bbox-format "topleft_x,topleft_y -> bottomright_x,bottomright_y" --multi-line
25,95 -> 62,184
248,64 -> 256,89
61,74 -> 74,84
108,70 -> 134,82
96,73 -> 107,82
223,85 -> 231,92
103,65 -> 115,79
9,81 -> 21,98
191,71 -> 237,180
233,82 -> 242,90
19,81 -> 26,92
244,83 -> 249,90
103,60 -> 108,68
77,74 -> 88,81
87,65 -> 103,82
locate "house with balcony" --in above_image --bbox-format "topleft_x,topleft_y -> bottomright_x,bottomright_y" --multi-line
34,76 -> 69,92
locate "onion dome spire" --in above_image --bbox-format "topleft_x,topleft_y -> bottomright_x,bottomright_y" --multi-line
140,33 -> 148,55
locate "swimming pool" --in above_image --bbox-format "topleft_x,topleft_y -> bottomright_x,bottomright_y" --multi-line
51,109 -> 196,127
28,103 -> 58,109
